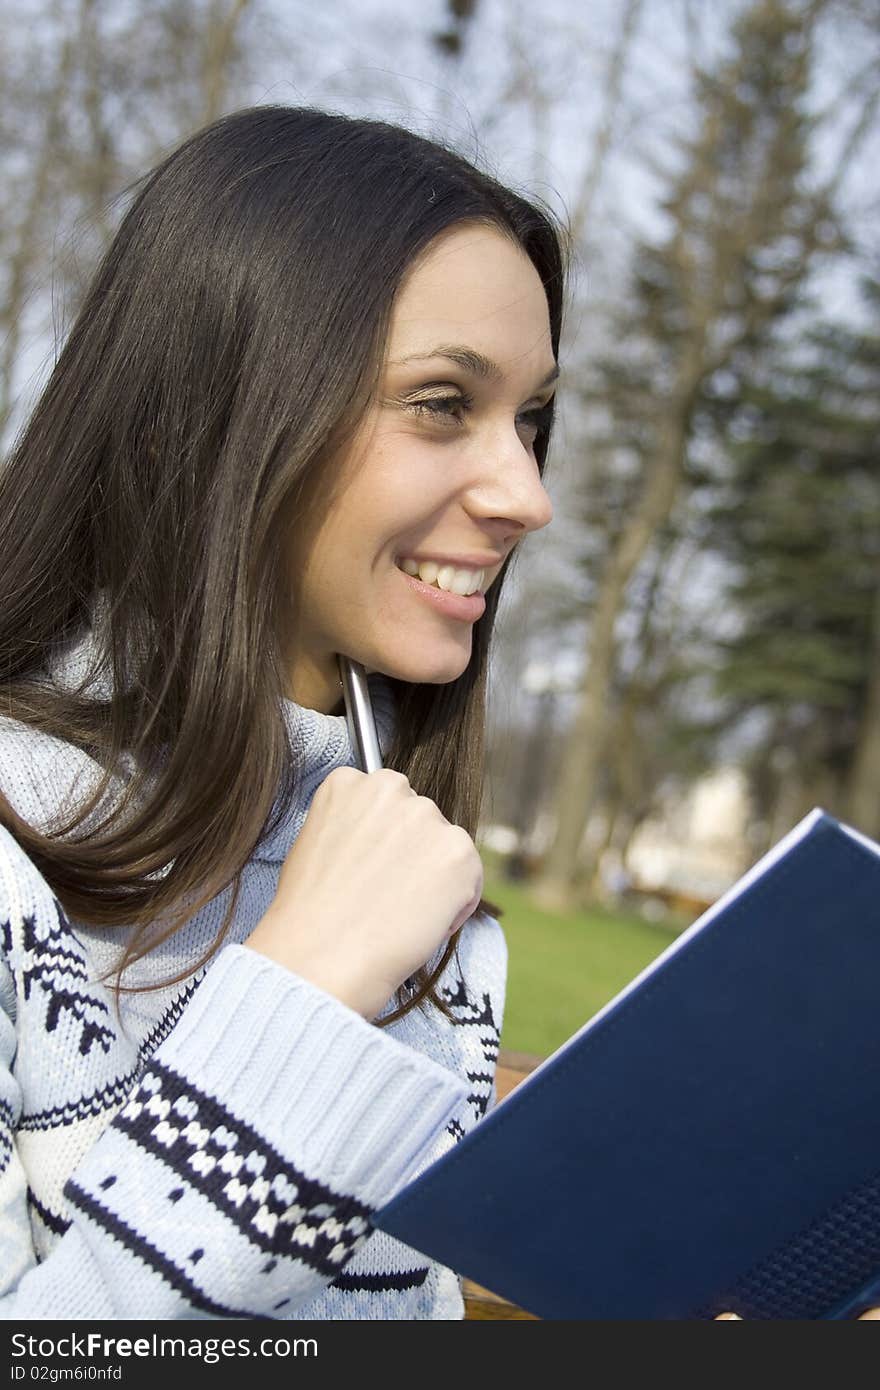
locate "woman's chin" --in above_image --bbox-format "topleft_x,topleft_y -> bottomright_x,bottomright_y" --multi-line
356,636 -> 473,687
379,662 -> 470,688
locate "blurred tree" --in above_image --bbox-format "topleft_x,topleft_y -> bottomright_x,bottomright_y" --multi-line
567,0 -> 643,249
430,0 -> 479,132
481,0 -> 646,839
0,0 -> 261,447
706,281 -> 880,841
530,0 -> 878,911
431,0 -> 478,59
578,528 -> 724,896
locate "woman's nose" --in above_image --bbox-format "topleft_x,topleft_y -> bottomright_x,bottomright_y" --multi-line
465,430 -> 554,535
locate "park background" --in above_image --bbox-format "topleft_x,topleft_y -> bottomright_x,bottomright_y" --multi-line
1,0 -> 878,1057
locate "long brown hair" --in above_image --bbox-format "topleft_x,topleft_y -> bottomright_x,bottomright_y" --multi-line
0,105 -> 568,1027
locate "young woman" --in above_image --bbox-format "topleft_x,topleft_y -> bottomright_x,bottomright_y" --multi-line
0,104 -> 565,1318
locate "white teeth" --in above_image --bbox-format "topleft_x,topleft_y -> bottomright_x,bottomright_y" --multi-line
416,560 -> 439,585
397,558 -> 484,595
436,565 -> 458,592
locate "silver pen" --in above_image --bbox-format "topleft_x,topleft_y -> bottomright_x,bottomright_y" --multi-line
337,653 -> 383,772
338,654 -> 420,996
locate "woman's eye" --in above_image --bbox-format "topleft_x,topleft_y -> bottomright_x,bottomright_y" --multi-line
406,394 -> 472,424
404,394 -> 554,443
517,402 -> 554,445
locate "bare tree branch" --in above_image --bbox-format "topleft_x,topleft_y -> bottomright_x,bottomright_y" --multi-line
568,0 -> 644,248
0,24 -> 75,436
202,0 -> 253,126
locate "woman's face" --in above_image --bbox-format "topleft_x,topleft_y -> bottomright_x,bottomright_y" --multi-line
285,221 -> 557,713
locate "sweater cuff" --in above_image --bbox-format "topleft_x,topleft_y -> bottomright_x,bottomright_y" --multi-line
152,942 -> 468,1208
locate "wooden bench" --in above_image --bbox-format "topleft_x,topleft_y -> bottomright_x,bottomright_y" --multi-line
461,1049 -> 543,1320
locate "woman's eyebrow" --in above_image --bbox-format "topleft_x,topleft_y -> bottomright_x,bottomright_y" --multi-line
390,344 -> 559,391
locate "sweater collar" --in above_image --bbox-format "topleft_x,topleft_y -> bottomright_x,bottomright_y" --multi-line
255,672 -> 398,862
44,608 -> 399,865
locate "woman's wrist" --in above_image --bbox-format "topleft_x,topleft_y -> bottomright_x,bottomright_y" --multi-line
244,913 -> 379,1019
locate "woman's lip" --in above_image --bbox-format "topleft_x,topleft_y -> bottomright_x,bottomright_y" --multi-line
395,552 -> 500,570
395,565 -> 486,621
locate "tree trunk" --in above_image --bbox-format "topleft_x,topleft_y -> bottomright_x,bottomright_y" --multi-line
0,33 -> 74,440
202,0 -> 253,125
530,400 -> 692,912
503,685 -> 558,880
846,584 -> 880,839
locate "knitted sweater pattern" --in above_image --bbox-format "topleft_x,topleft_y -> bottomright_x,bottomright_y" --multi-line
0,624 -> 507,1320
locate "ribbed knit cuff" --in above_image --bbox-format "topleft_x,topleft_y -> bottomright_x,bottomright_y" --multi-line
153,942 -> 468,1209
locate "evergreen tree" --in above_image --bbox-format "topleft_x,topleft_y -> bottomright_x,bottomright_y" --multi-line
533,0 -> 845,908
707,279 -> 880,839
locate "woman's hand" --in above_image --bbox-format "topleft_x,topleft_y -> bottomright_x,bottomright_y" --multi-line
245,766 -> 484,1020
715,1307 -> 880,1319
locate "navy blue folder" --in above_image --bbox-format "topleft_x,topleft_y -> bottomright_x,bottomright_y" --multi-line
373,809 -> 880,1319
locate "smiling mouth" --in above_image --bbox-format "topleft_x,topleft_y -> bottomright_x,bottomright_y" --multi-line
393,558 -> 486,596
393,563 -> 487,625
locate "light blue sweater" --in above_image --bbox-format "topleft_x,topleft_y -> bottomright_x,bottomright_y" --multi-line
0,619 -> 506,1319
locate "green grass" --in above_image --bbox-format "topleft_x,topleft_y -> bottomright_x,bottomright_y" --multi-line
481,862 -> 683,1057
